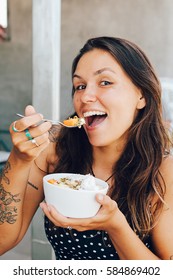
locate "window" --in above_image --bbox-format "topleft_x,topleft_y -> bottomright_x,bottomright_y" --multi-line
0,0 -> 10,41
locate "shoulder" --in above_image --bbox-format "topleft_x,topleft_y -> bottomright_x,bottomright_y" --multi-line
47,142 -> 58,172
151,154 -> 173,259
35,142 -> 58,173
158,154 -> 173,207
160,154 -> 173,189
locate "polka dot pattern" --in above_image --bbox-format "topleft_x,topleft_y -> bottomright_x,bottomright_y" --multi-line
44,216 -> 151,260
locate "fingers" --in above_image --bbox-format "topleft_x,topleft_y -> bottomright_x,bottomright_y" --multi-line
40,196 -> 120,233
96,194 -> 117,212
10,106 -> 52,161
25,105 -> 37,116
15,134 -> 50,153
11,115 -> 51,151
40,202 -> 94,230
10,113 -> 44,133
40,202 -> 71,228
10,105 -> 51,138
29,133 -> 49,148
11,121 -> 51,143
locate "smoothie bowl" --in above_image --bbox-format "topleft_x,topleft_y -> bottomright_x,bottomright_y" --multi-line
43,173 -> 108,218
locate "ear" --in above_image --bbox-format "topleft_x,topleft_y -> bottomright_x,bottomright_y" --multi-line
137,96 -> 146,109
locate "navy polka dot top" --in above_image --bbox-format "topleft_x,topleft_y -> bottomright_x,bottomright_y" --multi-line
44,216 -> 152,260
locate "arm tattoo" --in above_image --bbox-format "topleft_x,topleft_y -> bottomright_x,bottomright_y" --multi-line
0,161 -> 11,184
0,161 -> 21,224
28,181 -> 38,190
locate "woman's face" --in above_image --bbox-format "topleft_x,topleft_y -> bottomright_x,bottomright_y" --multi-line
73,49 -> 145,148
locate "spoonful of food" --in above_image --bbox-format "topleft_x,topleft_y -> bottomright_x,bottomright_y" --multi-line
16,113 -> 85,128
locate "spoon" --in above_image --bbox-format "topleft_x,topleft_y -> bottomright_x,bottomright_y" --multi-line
16,113 -> 85,128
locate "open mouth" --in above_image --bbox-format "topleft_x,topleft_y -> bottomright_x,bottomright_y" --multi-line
83,111 -> 107,127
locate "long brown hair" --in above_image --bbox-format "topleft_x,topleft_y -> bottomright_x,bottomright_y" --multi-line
54,37 -> 171,239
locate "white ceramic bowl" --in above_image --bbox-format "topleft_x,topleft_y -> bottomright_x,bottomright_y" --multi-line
43,173 -> 109,218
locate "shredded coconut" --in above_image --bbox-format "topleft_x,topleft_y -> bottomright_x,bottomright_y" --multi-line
47,174 -> 100,191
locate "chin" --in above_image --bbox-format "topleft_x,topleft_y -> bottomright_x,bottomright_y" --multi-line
88,136 -> 109,147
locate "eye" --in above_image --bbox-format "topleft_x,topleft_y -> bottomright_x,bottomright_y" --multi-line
100,81 -> 112,86
74,84 -> 86,91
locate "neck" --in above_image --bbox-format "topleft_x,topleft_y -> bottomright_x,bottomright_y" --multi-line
91,144 -> 124,182
93,144 -> 123,167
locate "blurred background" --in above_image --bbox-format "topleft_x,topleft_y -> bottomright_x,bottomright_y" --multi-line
0,0 -> 173,260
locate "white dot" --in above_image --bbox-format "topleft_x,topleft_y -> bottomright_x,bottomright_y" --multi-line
84,245 -> 88,247
98,243 -> 102,246
90,242 -> 93,245
101,248 -> 104,251
77,245 -> 81,248
68,240 -> 72,243
60,241 -> 63,244
93,250 -> 97,253
83,235 -> 87,238
84,251 -> 88,253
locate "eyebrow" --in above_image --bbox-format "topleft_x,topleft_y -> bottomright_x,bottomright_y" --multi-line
73,67 -> 116,80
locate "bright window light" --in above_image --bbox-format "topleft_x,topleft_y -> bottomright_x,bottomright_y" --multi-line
0,0 -> 8,28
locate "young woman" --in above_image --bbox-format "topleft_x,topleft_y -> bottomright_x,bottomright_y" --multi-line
0,37 -> 173,260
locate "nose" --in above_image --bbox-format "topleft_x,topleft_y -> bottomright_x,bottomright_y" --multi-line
80,84 -> 97,103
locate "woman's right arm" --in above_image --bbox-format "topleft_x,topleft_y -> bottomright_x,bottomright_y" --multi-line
0,105 -> 51,255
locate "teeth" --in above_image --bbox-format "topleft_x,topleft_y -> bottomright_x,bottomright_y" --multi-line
83,111 -> 106,117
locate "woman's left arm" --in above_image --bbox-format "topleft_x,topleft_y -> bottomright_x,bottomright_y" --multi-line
149,155 -> 173,260
105,156 -> 173,260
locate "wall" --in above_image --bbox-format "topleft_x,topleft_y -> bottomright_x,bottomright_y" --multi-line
60,0 -> 173,118
0,0 -> 32,149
